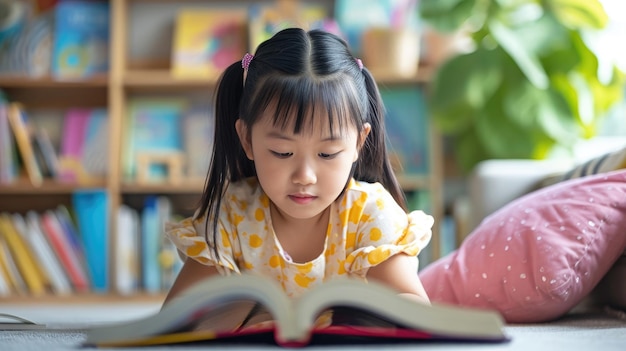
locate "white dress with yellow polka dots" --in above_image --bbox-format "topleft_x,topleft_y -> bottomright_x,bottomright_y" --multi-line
165,178 -> 433,298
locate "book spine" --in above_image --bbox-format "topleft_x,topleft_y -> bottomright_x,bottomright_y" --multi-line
115,205 -> 139,295
6,103 -> 43,186
141,195 -> 160,293
72,189 -> 109,292
0,104 -> 17,183
40,210 -> 90,293
25,211 -> 73,295
0,213 -> 47,295
0,235 -> 27,295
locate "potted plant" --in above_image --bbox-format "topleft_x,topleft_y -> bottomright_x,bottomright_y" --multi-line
419,0 -> 624,172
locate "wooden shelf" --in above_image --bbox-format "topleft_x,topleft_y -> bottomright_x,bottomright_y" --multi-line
0,179 -> 108,194
121,180 -> 205,194
124,70 -> 217,91
0,74 -> 109,88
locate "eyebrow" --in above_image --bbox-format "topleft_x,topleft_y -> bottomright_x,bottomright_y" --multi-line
266,131 -> 341,142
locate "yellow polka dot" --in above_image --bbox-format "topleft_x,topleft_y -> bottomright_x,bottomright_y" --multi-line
255,208 -> 264,221
376,198 -> 384,209
325,243 -> 336,257
297,262 -> 313,273
186,242 -> 206,256
339,210 -> 348,226
232,213 -> 244,226
369,227 -> 382,241
346,232 -> 356,249
269,255 -> 283,268
220,229 -> 231,248
295,273 -> 315,288
196,257 -> 210,264
243,261 -> 254,270
348,206 -> 363,224
368,248 -> 391,265
337,260 -> 346,274
260,194 -> 270,208
249,234 -> 263,248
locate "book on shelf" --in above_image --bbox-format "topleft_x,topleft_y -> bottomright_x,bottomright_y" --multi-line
123,98 -> 187,181
141,195 -> 178,294
72,189 -> 109,292
247,3 -> 328,53
182,104 -> 214,180
6,103 -> 43,187
31,127 -> 60,179
0,213 -> 48,295
80,108 -> 108,178
0,104 -> 17,184
0,234 -> 26,296
52,0 -> 110,79
84,274 -> 509,348
0,1 -> 53,77
24,211 -> 73,295
39,210 -> 90,293
115,204 -> 140,295
171,8 -> 247,79
380,86 -> 430,176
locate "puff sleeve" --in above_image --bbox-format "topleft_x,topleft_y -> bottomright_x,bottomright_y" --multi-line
343,183 -> 433,276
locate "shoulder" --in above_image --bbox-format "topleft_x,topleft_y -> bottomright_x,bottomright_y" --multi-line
343,179 -> 399,209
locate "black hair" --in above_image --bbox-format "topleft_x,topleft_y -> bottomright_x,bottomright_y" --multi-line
198,28 -> 405,255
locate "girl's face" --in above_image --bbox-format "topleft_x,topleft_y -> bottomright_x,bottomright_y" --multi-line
236,111 -> 370,221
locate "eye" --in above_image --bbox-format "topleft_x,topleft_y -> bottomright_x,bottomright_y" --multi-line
270,150 -> 292,158
319,152 -> 340,159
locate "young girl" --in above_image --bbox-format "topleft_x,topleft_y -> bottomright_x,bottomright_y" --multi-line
164,27 -> 433,327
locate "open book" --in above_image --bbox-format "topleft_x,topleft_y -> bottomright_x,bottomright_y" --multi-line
84,274 -> 509,347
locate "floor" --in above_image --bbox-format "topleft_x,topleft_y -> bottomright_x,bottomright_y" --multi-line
1,302 -> 626,350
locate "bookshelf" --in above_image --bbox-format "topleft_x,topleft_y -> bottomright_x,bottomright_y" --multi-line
0,0 -> 443,301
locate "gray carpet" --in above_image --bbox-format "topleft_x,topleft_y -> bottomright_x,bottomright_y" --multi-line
1,303 -> 625,350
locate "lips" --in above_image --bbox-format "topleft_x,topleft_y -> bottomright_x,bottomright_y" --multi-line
289,194 -> 317,205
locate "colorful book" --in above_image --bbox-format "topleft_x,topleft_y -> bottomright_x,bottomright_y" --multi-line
123,99 -> 186,181
115,204 -> 139,295
84,274 -> 509,347
24,211 -> 73,294
182,104 -> 214,180
171,8 -> 247,79
72,189 -> 109,292
6,103 -> 43,186
247,3 -> 328,52
39,210 -> 90,293
31,128 -> 60,179
59,108 -> 90,182
0,235 -> 26,296
52,0 -> 110,79
81,109 -> 108,177
380,86 -> 430,175
141,195 -> 172,293
0,103 -> 17,183
0,213 -> 47,295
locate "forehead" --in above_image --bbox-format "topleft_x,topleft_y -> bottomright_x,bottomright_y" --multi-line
256,103 -> 359,138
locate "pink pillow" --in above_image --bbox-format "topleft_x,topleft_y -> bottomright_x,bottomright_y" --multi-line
419,169 -> 626,323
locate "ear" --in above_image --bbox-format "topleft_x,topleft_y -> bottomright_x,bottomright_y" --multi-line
354,122 -> 371,162
235,119 -> 254,160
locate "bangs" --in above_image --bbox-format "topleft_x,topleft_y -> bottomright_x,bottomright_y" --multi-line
248,74 -> 364,135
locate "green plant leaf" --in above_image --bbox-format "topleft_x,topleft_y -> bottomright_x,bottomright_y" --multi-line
419,0 -> 478,32
488,19 -> 549,89
535,90 -> 580,145
549,0 -> 608,29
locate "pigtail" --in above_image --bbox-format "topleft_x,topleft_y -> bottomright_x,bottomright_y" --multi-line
356,68 -> 407,211
198,60 -> 253,255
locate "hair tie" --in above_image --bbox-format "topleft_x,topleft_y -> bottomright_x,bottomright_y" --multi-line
242,53 -> 254,70
355,58 -> 363,71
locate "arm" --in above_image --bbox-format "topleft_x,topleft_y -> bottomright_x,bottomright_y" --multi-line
162,257 -> 220,306
366,253 -> 430,304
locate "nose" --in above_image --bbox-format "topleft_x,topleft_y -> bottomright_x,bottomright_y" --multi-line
292,157 -> 316,185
